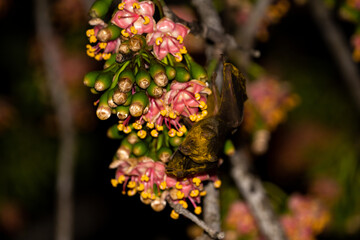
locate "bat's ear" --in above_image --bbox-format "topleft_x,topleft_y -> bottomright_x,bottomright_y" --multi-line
206,72 -> 221,116
218,63 -> 248,128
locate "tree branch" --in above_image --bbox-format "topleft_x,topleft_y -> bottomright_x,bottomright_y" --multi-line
167,197 -> 225,239
34,0 -> 76,239
230,149 -> 287,240
309,0 -> 360,112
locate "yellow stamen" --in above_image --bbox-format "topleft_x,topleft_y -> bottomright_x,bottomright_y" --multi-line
86,29 -> 95,37
190,189 -> 199,197
89,35 -> 97,43
118,175 -> 126,184
214,180 -> 222,188
179,125 -> 187,133
99,42 -> 107,49
94,54 -> 102,61
189,114 -> 197,122
127,181 -> 136,189
176,190 -> 185,199
156,124 -> 164,131
176,35 -> 184,44
194,206 -> 202,215
175,182 -> 183,190
179,200 -> 188,209
132,2 -> 140,9
86,44 -> 92,49
117,123 -> 124,131
195,114 -> 203,122
160,181 -> 167,190
151,129 -> 159,137
127,189 -> 137,196
169,111 -> 177,119
137,183 -> 145,191
192,177 -> 201,186
147,122 -> 154,129
179,46 -> 187,54
155,37 -> 163,46
111,179 -> 118,187
141,191 -> 149,199
132,122 -> 142,130
200,190 -> 207,196
194,93 -> 201,101
150,194 -> 156,200
176,131 -> 183,137
199,101 -> 207,109
137,130 -> 147,139
170,210 -> 179,219
143,16 -> 150,25
168,128 -> 176,137
130,26 -> 138,34
118,2 -> 125,10
86,49 -> 95,58
160,109 -> 167,116
141,174 -> 149,182
201,110 -> 208,117
121,29 -> 130,37
174,52 -> 183,62
123,126 -> 132,134
102,53 -> 111,60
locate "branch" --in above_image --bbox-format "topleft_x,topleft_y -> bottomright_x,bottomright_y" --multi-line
230,149 -> 287,240
309,0 -> 360,112
34,0 -> 76,240
167,197 -> 225,240
237,0 -> 273,69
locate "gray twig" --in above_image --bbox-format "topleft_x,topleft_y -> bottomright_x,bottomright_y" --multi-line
230,149 -> 287,240
167,197 -> 225,239
34,0 -> 76,240
309,0 -> 360,112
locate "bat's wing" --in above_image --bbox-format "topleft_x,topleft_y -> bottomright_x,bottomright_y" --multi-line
218,63 -> 247,129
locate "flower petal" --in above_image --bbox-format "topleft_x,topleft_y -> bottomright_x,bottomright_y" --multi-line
156,17 -> 176,33
172,23 -> 190,38
137,1 -> 155,16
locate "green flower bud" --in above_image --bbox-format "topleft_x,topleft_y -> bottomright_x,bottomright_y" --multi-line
129,35 -> 146,52
96,91 -> 112,120
157,147 -> 173,163
97,24 -> 121,42
185,54 -> 208,82
112,87 -> 129,105
83,71 -> 100,88
107,88 -> 118,108
94,71 -> 114,92
165,65 -> 176,80
129,92 -> 149,117
146,80 -> 163,98
135,68 -> 151,89
89,0 -> 113,18
224,139 -> 235,156
117,138 -> 132,160
118,69 -> 135,93
174,65 -> 191,82
169,136 -> 184,147
116,105 -> 129,120
149,60 -> 168,87
133,141 -> 149,157
107,124 -> 124,139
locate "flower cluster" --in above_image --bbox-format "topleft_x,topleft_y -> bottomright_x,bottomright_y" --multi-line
242,76 -> 298,154
84,0 -> 216,218
224,194 -> 330,240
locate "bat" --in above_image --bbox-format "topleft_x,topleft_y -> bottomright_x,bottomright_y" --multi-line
166,63 -> 248,178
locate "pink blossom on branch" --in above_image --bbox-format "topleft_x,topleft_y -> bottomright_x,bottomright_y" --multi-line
111,0 -> 155,37
146,17 -> 190,61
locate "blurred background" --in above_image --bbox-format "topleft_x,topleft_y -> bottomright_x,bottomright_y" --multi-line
0,0 -> 359,239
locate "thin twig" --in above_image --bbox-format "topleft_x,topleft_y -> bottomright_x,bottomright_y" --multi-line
34,0 -> 76,240
167,197 -> 225,239
230,149 -> 287,240
309,0 -> 360,112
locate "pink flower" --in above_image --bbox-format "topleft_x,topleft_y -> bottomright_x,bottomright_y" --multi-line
86,23 -> 120,61
111,0 -> 155,37
146,17 -> 190,60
